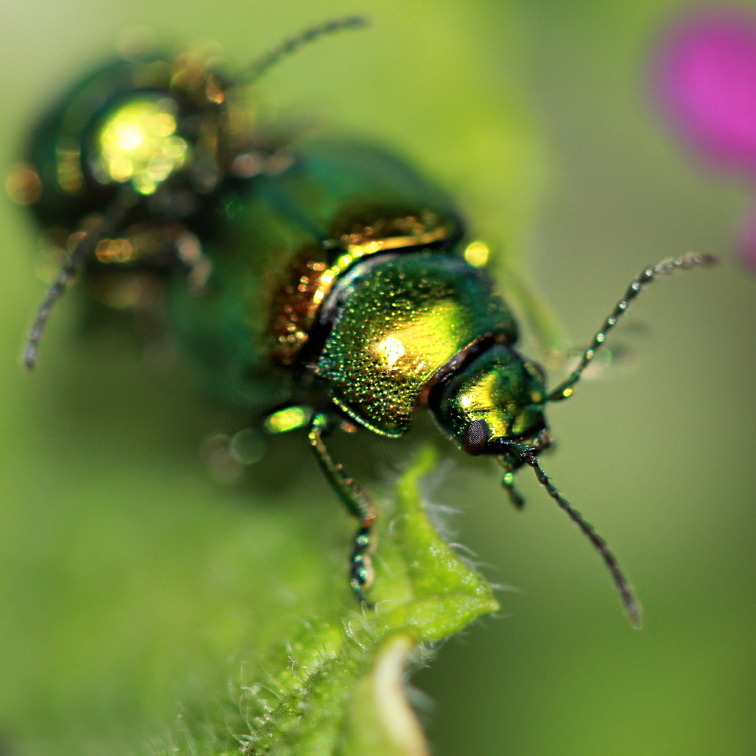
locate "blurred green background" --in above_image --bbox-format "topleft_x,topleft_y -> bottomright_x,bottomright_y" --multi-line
1,0 -> 756,755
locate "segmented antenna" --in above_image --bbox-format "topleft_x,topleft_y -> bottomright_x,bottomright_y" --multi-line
235,15 -> 369,86
548,252 -> 717,402
23,201 -> 128,369
521,452 -> 642,628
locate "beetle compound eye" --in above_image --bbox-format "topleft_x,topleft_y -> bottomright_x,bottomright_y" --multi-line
464,419 -> 490,455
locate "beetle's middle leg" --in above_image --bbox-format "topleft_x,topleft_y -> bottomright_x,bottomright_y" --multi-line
308,412 -> 375,606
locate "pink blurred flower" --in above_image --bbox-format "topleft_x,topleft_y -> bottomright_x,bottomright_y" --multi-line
655,7 -> 756,267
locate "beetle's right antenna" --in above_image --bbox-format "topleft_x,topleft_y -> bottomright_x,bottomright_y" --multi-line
547,252 -> 717,402
520,451 -> 642,628
22,200 -> 128,369
234,15 -> 369,86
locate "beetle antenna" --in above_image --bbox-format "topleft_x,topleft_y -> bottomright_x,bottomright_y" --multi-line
547,252 -> 717,402
235,15 -> 369,86
520,451 -> 642,627
22,200 -> 128,370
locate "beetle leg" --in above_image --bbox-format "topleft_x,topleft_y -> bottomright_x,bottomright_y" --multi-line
502,471 -> 526,510
308,412 -> 376,606
547,252 -> 716,402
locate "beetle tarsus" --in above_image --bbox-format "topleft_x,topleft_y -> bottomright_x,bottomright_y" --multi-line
502,471 -> 526,510
351,540 -> 375,609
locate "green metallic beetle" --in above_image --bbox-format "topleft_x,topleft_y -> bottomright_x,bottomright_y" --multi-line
12,19 -> 715,623
181,150 -> 711,623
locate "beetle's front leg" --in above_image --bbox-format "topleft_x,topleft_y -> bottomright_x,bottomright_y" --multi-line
308,412 -> 376,606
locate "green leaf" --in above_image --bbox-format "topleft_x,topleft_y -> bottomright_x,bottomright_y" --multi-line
179,445 -> 497,756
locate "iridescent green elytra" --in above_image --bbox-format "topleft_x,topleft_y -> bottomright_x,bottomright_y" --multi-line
12,19 -> 716,624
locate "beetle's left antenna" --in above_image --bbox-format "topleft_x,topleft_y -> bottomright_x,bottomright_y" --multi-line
22,200 -> 128,369
234,15 -> 369,86
548,252 -> 717,402
520,451 -> 642,627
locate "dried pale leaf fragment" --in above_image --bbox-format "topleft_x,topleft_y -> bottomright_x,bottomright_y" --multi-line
337,634 -> 429,756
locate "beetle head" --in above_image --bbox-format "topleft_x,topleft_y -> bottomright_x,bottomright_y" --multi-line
430,344 -> 551,470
